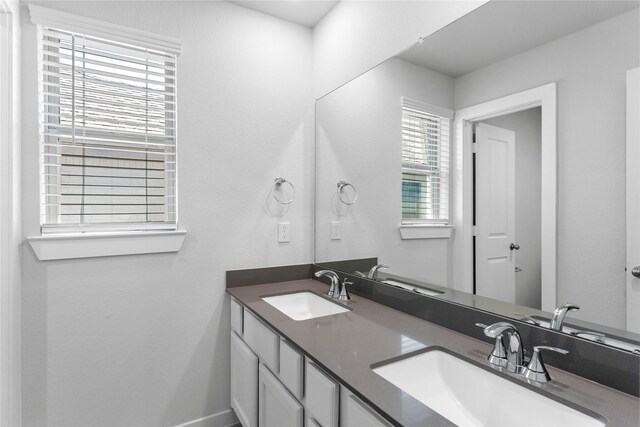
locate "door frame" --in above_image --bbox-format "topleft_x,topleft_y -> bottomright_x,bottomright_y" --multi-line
452,83 -> 557,311
0,0 -> 21,425
626,67 -> 640,332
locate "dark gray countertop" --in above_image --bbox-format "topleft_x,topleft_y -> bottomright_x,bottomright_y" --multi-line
227,279 -> 640,427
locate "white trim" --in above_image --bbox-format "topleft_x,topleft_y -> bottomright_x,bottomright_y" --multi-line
626,67 -> 640,333
28,4 -> 182,55
173,409 -> 239,427
399,224 -> 453,240
28,230 -> 186,261
0,1 -> 21,425
401,97 -> 454,119
452,83 -> 557,311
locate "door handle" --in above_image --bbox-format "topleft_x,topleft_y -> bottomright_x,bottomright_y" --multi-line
510,243 -> 520,251
632,266 -> 640,278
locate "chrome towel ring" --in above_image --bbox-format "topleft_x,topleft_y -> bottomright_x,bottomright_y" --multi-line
272,177 -> 295,204
337,180 -> 358,205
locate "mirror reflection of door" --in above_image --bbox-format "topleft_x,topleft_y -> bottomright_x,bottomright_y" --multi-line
474,108 -> 542,309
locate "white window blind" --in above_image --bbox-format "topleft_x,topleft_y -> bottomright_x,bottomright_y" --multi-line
38,26 -> 177,234
401,98 -> 452,224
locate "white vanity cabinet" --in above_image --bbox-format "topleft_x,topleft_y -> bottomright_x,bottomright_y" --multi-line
229,297 -> 391,427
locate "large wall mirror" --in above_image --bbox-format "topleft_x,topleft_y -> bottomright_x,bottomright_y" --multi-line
315,0 -> 640,353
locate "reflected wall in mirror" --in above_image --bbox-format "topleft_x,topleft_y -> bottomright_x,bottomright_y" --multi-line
315,0 -> 640,350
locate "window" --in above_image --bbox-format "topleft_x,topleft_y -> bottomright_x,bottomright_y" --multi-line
401,98 -> 452,224
38,25 -> 178,234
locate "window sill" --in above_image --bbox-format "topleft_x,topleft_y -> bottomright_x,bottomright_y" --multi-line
399,224 -> 454,240
27,230 -> 186,261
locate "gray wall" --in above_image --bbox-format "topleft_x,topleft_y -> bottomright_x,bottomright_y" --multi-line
316,58 -> 453,285
455,9 -> 639,328
483,108 -> 542,309
20,1 -> 313,425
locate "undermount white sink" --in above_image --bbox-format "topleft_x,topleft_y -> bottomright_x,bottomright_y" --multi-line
373,349 -> 604,427
262,292 -> 350,321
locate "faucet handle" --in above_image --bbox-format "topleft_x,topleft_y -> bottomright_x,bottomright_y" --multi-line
570,330 -> 606,343
476,323 -> 508,368
337,278 -> 353,301
522,345 -> 569,383
514,313 -> 541,326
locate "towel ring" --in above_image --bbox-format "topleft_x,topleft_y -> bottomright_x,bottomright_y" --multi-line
272,177 -> 295,205
337,181 -> 358,205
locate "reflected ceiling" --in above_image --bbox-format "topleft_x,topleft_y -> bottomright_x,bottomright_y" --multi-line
398,0 -> 639,77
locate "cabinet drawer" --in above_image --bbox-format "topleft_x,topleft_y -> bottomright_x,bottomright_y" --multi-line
305,361 -> 338,427
244,310 -> 279,373
230,298 -> 243,335
279,338 -> 304,400
340,385 -> 391,427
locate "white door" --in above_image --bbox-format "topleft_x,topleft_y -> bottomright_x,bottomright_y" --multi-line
475,123 -> 516,302
627,67 -> 640,333
230,332 -> 259,427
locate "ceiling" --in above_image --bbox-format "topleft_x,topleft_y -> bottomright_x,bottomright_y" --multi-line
398,0 -> 640,78
229,0 -> 340,28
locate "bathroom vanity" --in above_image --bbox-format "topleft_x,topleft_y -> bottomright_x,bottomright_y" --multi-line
226,273 -> 639,427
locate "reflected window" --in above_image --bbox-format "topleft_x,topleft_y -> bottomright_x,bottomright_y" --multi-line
401,98 -> 452,224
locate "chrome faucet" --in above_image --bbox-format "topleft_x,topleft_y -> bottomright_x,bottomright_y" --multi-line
367,264 -> 389,279
314,270 -> 340,297
480,322 -> 525,373
550,303 -> 580,331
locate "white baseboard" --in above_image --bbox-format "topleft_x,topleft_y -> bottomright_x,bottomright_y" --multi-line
174,409 -> 239,427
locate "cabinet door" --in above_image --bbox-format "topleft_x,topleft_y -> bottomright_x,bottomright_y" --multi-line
259,364 -> 303,427
305,361 -> 338,427
231,332 -> 258,427
340,385 -> 391,427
